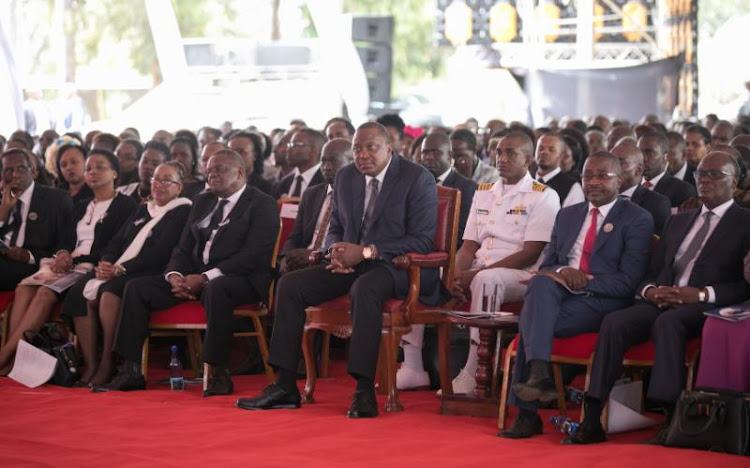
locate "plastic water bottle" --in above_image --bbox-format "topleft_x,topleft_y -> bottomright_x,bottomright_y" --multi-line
169,345 -> 184,390
550,415 -> 580,436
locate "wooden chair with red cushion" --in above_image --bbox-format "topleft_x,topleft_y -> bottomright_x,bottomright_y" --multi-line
301,186 -> 461,412
498,332 -> 599,429
140,198 -> 299,386
0,291 -> 15,348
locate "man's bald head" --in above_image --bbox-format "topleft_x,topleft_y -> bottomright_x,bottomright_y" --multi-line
320,137 -> 352,185
612,143 -> 644,190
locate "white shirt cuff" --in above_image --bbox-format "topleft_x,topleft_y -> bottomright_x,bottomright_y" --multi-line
705,286 -> 716,303
165,271 -> 183,282
202,268 -> 223,281
27,251 -> 35,265
641,284 -> 656,299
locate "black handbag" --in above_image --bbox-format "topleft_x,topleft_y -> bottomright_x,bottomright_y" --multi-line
665,388 -> 750,456
23,323 -> 80,387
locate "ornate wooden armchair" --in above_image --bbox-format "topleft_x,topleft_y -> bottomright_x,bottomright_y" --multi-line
0,291 -> 15,348
301,185 -> 461,412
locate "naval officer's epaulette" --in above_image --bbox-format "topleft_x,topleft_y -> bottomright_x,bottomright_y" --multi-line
531,180 -> 547,192
477,182 -> 494,191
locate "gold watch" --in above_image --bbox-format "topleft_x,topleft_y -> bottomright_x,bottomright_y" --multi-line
362,245 -> 374,260
698,289 -> 707,303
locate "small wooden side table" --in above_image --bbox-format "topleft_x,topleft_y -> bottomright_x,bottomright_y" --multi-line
433,312 -> 519,417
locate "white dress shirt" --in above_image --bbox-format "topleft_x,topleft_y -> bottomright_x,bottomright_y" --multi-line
565,198 -> 618,269
0,181 -> 36,264
538,167 -> 585,208
287,163 -> 322,197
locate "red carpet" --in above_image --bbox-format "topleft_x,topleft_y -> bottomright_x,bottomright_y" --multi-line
0,360 -> 746,467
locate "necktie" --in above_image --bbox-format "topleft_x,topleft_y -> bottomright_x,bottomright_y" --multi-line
1,200 -> 23,246
311,191 -> 334,251
578,208 -> 600,274
359,179 -> 379,243
199,199 -> 229,247
291,175 -> 304,198
644,181 -> 654,189
672,211 -> 714,280
0,200 -> 23,247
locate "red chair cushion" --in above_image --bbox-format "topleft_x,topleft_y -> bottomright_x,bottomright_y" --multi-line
624,338 -> 701,362
0,291 -> 14,312
509,333 -> 599,360
150,301 -> 206,326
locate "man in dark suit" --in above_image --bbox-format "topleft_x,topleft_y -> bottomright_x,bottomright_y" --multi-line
666,131 -> 696,187
419,131 -> 477,245
612,143 -> 671,234
501,152 -> 654,439
280,138 -> 352,273
563,152 -> 750,445
535,133 -> 585,207
96,150 -> 279,394
236,122 -> 444,418
271,129 -> 326,200
0,149 -> 74,290
640,131 -> 696,208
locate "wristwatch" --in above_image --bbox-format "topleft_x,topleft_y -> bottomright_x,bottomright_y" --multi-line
698,289 -> 707,303
362,245 -> 375,260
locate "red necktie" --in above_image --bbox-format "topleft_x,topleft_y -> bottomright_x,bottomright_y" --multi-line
643,181 -> 653,189
578,208 -> 600,274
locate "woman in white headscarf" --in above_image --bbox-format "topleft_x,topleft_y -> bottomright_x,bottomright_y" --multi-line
62,161 -> 191,386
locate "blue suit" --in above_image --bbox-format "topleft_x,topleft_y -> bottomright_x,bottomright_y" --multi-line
510,198 -> 654,410
270,155 -> 447,380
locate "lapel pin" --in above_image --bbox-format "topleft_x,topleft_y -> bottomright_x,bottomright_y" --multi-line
603,223 -> 613,233
28,212 -> 38,221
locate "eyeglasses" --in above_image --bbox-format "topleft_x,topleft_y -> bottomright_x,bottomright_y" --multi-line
2,165 -> 30,176
582,172 -> 618,182
693,169 -> 733,180
150,177 -> 181,187
287,141 -> 312,149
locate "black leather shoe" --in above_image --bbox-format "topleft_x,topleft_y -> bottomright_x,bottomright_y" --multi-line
346,389 -> 379,418
561,420 -> 607,445
236,383 -> 301,410
512,376 -> 558,403
203,368 -> 234,397
499,412 -> 543,439
91,364 -> 145,393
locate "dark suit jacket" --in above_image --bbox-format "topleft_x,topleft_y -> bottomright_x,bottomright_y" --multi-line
272,169 -> 325,200
180,180 -> 205,201
101,203 -> 191,275
166,185 -> 279,302
68,193 -> 138,265
541,198 -> 654,298
654,172 -> 697,208
249,172 -> 273,196
642,203 -> 750,306
681,164 -> 697,187
19,184 -> 74,261
328,155 -> 446,305
282,182 -> 328,254
442,169 -> 477,245
629,185 -> 671,235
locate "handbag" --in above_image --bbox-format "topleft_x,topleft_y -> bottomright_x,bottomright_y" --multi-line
665,388 -> 750,456
23,323 -> 80,387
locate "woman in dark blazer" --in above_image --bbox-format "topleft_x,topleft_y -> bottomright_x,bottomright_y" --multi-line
62,161 -> 191,385
0,149 -> 136,375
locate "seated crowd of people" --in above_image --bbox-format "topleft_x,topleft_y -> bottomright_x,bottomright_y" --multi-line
1,111 -> 750,448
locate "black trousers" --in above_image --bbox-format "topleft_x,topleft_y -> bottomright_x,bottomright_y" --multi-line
0,256 -> 37,291
587,300 -> 711,405
268,262 -> 395,381
113,274 -> 261,365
